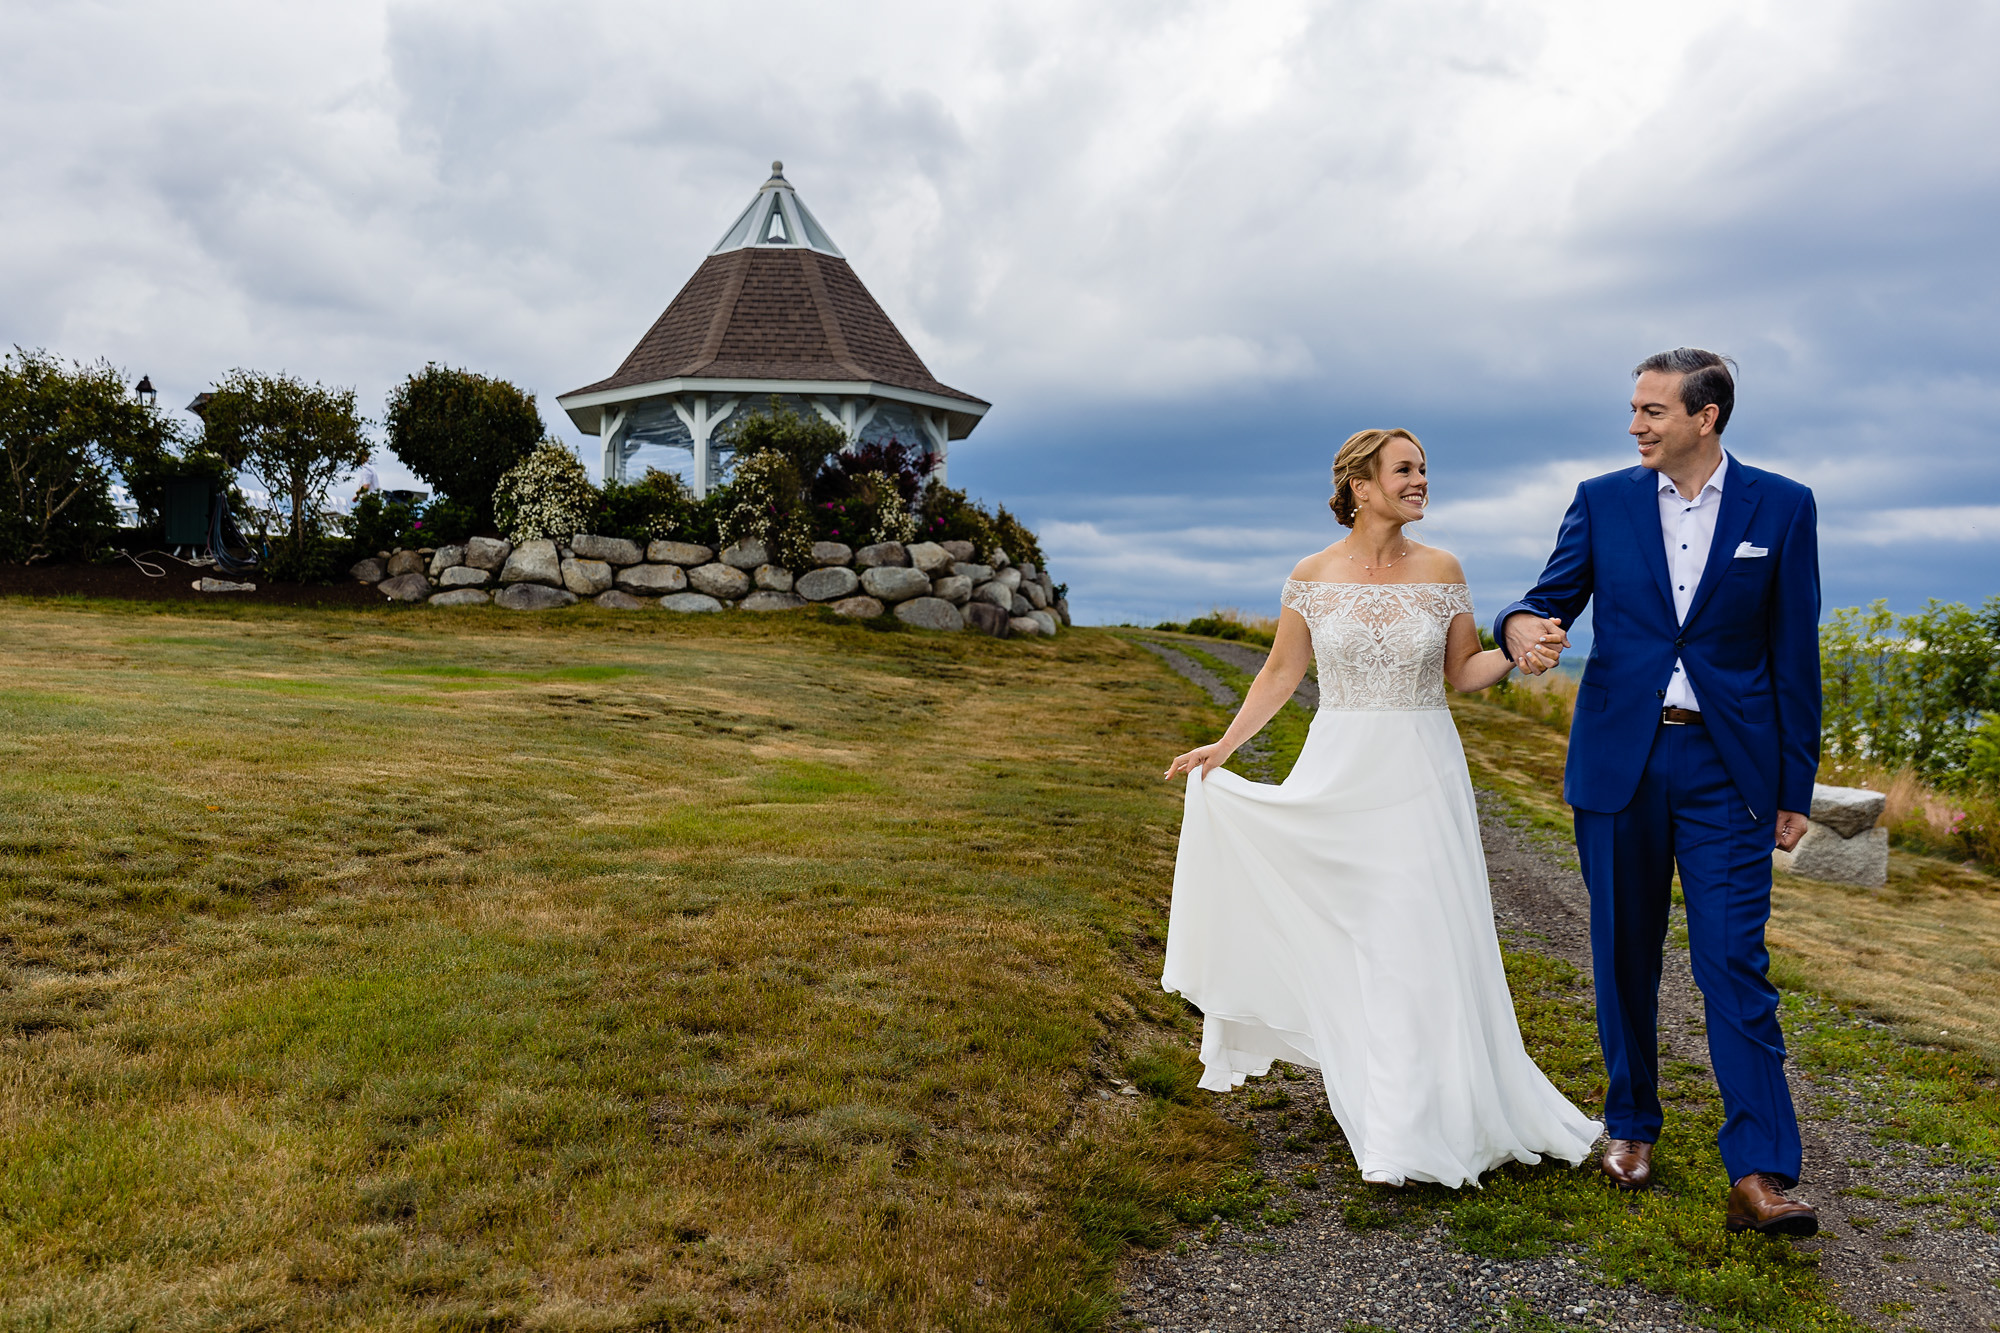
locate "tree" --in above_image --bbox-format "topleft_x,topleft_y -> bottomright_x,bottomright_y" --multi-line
200,370 -> 370,563
383,365 -> 544,530
723,398 -> 850,488
0,347 -> 181,561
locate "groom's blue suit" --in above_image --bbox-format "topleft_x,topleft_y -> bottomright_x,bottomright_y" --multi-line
1495,453 -> 1820,1184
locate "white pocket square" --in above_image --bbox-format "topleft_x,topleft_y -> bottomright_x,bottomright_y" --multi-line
1734,542 -> 1768,558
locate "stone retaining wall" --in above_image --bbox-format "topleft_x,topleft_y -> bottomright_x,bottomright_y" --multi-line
348,535 -> 1070,637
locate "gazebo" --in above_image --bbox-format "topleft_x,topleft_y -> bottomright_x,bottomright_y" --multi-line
557,162 -> 990,495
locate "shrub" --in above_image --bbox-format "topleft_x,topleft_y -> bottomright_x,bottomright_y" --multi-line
718,449 -> 815,569
383,365 -> 543,531
492,441 -> 600,543
261,532 -> 351,585
1821,599 -> 2000,784
816,470 -> 916,548
600,469 -> 710,545
722,399 -> 849,488
815,438 -> 932,508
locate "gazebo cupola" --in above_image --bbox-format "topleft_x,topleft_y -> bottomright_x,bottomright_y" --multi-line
558,162 -> 990,495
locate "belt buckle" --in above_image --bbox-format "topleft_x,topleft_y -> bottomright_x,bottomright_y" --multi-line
1662,707 -> 1687,726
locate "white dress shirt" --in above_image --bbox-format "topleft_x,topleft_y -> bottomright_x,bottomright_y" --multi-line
1658,451 -> 1727,711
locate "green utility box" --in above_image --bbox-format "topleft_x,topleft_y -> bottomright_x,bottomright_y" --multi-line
163,480 -> 211,546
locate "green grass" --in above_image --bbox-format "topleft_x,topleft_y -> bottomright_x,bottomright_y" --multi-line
0,598 -> 1248,1331
1153,639 -> 1312,784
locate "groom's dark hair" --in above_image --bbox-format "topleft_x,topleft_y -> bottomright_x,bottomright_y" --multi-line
1634,347 -> 1737,433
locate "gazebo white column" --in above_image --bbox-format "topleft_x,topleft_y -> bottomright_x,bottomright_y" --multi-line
919,409 -> 951,486
670,393 -> 741,498
811,395 -> 881,444
600,407 -> 630,484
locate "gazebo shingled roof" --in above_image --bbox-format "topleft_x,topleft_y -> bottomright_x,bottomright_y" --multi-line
558,162 -> 988,494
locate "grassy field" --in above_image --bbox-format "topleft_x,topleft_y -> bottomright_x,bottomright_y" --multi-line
7,599 -> 1999,1332
0,599 -> 1251,1331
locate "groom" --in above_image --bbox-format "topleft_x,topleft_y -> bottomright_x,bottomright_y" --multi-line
1496,348 -> 1821,1236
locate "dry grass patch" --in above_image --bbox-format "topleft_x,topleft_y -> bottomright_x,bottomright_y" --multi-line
0,600 -> 1246,1330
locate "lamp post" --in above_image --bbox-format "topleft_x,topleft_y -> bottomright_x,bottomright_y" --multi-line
135,375 -> 157,408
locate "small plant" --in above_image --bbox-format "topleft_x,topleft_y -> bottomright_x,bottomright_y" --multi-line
492,440 -> 599,543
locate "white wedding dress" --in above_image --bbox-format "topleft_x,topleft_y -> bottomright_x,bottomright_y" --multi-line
1161,580 -> 1601,1188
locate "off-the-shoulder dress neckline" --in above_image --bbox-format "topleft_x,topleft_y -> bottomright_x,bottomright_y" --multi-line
1285,578 -> 1470,589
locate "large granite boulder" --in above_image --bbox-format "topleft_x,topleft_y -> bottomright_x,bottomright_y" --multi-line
994,567 -> 1023,591
860,566 -> 932,603
1028,610 -> 1059,637
495,583 -> 578,611
1018,561 -> 1038,580
828,595 -> 885,618
930,574 -> 972,605
562,557 -> 614,595
1011,592 -> 1035,617
953,562 -> 994,584
741,590 -> 807,612
853,541 -> 908,569
796,567 -> 860,601
385,549 -> 426,578
350,557 -> 386,584
570,533 -> 644,566
811,541 -> 853,567
500,539 -> 562,586
439,565 -> 491,588
378,573 -> 431,602
464,536 -> 511,570
1809,783 -> 1888,839
895,597 -> 963,631
963,602 -> 1010,637
1021,580 -> 1049,609
940,540 -> 976,563
594,589 -> 649,610
1009,615 -> 1043,637
991,549 -> 1013,569
1055,597 -> 1071,626
720,538 -> 768,570
1775,825 -> 1888,888
688,563 -> 752,599
658,592 -> 724,614
647,540 -> 713,566
616,563 -> 688,594
754,564 -> 795,592
427,588 -> 489,607
428,544 -> 466,576
906,541 -> 953,575
973,581 -> 1013,610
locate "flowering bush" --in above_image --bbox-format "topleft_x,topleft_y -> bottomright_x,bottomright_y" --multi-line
914,479 -> 1042,565
819,470 -> 916,547
718,449 -> 815,569
492,440 -> 600,543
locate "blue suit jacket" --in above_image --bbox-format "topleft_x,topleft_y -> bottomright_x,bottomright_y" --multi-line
1493,455 -> 1821,819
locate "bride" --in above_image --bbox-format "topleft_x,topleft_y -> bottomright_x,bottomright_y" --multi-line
1162,428 -> 1600,1189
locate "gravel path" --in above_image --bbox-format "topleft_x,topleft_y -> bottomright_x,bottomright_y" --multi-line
1120,637 -> 2000,1332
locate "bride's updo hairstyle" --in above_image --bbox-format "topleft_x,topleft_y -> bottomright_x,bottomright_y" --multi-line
1329,428 -> 1425,527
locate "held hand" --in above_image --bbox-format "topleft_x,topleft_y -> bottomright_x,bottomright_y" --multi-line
1165,741 -> 1235,781
1775,811 -> 1810,852
1504,614 -> 1569,676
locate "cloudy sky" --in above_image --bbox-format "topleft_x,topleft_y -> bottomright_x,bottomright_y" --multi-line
4,0 -> 1995,627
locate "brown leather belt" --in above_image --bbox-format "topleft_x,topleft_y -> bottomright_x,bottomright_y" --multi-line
1661,706 -> 1704,726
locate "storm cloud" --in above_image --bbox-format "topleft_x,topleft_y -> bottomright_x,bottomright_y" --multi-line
2,0 -> 1993,624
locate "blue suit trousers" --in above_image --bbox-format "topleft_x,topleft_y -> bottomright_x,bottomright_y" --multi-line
1572,721 -> 1802,1185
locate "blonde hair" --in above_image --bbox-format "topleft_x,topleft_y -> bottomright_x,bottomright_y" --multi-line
1329,428 -> 1425,527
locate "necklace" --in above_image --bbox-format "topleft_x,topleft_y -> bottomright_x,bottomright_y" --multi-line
1344,539 -> 1409,575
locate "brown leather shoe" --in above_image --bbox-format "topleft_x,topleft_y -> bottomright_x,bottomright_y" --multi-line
1600,1138 -> 1654,1190
1727,1173 -> 1819,1237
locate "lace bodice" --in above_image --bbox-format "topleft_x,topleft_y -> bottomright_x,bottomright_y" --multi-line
1281,580 -> 1474,711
